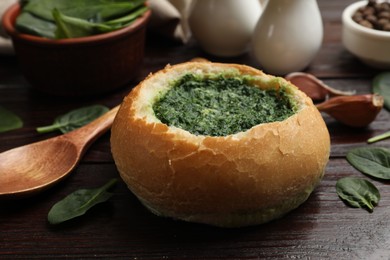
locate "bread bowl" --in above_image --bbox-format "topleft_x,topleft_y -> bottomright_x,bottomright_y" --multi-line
110,61 -> 330,228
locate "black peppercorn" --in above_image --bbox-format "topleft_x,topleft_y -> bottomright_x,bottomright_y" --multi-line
352,0 -> 390,32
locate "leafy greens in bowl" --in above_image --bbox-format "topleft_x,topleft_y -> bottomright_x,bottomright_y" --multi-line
1,0 -> 151,96
16,0 -> 148,39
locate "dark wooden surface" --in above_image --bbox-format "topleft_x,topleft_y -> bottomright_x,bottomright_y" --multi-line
1,0 -> 390,259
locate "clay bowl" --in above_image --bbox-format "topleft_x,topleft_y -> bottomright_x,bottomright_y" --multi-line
2,3 -> 151,97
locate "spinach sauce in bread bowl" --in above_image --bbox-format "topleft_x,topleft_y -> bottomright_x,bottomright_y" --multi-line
153,73 -> 298,136
110,62 -> 331,228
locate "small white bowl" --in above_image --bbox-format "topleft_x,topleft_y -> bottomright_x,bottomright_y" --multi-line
342,0 -> 390,69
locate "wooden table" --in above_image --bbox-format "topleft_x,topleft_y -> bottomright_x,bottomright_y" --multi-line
1,0 -> 390,258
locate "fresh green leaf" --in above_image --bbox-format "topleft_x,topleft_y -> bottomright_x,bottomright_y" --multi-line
53,8 -> 111,39
15,12 -> 56,38
17,0 -> 147,39
24,0 -> 144,22
104,6 -> 148,27
36,105 -> 109,134
0,106 -> 23,133
373,72 -> 390,111
336,177 -> 380,212
346,147 -> 390,180
367,131 -> 390,143
48,179 -> 117,225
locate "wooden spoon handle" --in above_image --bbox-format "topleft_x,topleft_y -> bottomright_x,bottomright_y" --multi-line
65,105 -> 120,150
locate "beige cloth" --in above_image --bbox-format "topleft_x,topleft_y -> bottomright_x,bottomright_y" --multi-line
148,0 -> 193,43
0,0 -> 17,55
0,0 -> 17,38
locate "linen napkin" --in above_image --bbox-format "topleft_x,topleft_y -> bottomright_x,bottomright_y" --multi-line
148,0 -> 193,43
0,0 -> 17,55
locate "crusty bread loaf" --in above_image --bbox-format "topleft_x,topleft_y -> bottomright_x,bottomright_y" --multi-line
110,61 -> 330,228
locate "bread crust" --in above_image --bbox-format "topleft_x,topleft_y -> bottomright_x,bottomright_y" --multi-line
111,61 -> 330,227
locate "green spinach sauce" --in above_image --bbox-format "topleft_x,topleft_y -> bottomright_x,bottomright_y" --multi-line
153,74 -> 297,136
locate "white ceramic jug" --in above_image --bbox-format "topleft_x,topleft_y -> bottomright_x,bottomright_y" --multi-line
189,0 -> 262,57
252,0 -> 323,75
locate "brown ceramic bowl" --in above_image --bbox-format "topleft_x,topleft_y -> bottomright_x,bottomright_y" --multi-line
2,3 -> 151,97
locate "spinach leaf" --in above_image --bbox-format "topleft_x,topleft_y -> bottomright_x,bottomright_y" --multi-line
48,179 -> 117,225
346,147 -> 390,180
24,0 -> 144,22
53,8 -> 111,39
336,177 -> 380,212
15,12 -> 56,38
16,0 -> 147,39
36,105 -> 109,134
103,6 -> 148,27
373,72 -> 390,111
52,5 -> 148,39
0,106 -> 23,133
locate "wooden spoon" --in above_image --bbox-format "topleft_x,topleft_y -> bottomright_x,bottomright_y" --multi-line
285,72 -> 355,101
0,105 -> 120,198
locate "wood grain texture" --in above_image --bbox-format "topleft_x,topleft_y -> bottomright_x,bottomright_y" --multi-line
1,0 -> 390,258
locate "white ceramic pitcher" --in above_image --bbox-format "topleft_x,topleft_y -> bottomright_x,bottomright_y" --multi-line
252,0 -> 323,75
189,0 -> 263,57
